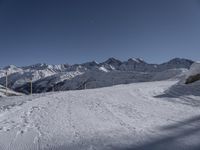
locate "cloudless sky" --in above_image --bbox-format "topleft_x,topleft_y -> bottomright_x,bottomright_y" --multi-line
0,0 -> 200,67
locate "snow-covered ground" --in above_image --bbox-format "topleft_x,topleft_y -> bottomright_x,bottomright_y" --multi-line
0,80 -> 200,150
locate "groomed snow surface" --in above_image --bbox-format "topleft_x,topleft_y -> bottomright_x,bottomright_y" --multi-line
0,80 -> 200,150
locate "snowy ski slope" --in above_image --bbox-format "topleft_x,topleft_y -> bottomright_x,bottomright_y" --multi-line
0,80 -> 200,150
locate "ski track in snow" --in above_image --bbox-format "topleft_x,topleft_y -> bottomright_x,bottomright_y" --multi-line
0,81 -> 200,150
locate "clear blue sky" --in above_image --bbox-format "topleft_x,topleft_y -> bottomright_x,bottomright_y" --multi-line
0,0 -> 200,67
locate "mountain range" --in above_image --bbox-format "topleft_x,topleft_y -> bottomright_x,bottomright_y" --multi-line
0,57 -> 194,95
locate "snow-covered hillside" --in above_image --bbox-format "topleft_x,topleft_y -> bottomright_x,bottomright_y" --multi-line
16,71 -> 84,94
15,68 -> 187,94
0,63 -> 69,89
0,85 -> 22,97
0,80 -> 200,150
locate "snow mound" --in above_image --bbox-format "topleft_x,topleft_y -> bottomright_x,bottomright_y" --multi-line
155,62 -> 200,100
184,62 -> 200,84
186,62 -> 200,78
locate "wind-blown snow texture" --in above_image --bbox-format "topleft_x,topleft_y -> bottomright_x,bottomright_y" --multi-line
0,58 -> 193,94
0,80 -> 200,150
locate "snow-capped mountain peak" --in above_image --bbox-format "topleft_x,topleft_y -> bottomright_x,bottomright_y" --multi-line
22,63 -> 51,70
104,57 -> 122,65
101,57 -> 122,70
3,65 -> 20,71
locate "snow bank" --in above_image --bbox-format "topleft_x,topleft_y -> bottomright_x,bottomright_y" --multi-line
186,61 -> 200,77
158,62 -> 200,98
184,62 -> 200,84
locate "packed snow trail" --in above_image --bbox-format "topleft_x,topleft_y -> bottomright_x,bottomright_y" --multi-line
0,81 -> 200,150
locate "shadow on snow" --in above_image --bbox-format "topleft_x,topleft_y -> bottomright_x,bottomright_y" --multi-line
44,115 -> 200,150
154,81 -> 200,107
